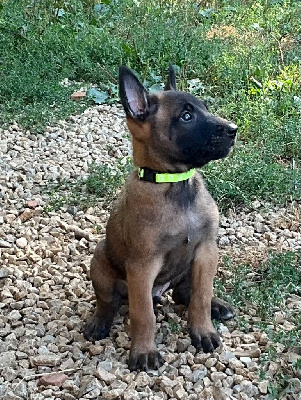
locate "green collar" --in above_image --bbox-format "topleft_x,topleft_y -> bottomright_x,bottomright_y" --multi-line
138,167 -> 195,183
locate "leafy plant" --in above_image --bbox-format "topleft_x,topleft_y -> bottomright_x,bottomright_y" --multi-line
86,88 -> 108,104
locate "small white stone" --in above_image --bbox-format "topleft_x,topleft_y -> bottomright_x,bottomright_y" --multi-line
8,310 -> 22,321
218,324 -> 229,335
239,356 -> 252,366
257,380 -> 268,394
229,358 -> 244,370
219,350 -> 236,364
94,367 -> 116,384
219,236 -> 230,246
211,371 -> 227,382
252,200 -> 261,209
241,334 -> 256,344
135,372 -> 152,387
16,237 -> 28,248
0,239 -> 12,248
205,357 -> 217,368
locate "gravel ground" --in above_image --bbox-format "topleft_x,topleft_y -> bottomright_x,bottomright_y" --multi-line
1,104 -> 301,400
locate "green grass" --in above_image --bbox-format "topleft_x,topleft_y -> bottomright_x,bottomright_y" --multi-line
216,252 -> 301,317
215,251 -> 301,398
1,0 -> 300,207
45,158 -> 132,212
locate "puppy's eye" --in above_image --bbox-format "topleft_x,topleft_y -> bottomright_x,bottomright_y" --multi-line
180,111 -> 193,122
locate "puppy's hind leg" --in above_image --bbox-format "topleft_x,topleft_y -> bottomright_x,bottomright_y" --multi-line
172,272 -> 235,321
211,297 -> 235,321
84,240 -> 122,341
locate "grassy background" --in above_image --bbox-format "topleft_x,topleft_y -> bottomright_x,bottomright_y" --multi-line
0,0 -> 300,209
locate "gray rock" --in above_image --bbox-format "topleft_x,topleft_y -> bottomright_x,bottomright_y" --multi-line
257,380 -> 268,394
123,389 -> 140,400
191,366 -> 207,382
218,323 -> 229,335
16,351 -> 28,360
97,360 -> 113,372
0,351 -> 16,367
94,367 -> 116,384
78,376 -> 102,397
111,379 -> 127,391
30,354 -> 60,367
2,366 -> 18,381
219,236 -> 230,246
219,350 -> 236,364
0,267 -> 9,277
42,335 -> 56,344
239,380 -> 259,397
205,357 -> 217,368
210,371 -> 227,382
67,206 -> 78,216
229,358 -> 244,369
102,388 -> 127,399
287,378 -> 301,394
233,384 -> 241,394
176,338 -> 191,353
8,310 -> 22,321
0,239 -> 12,248
135,371 -> 152,387
0,391 -> 22,400
13,381 -> 28,398
173,384 -> 187,399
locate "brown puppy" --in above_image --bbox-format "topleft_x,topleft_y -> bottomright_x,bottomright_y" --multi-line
84,64 -> 237,371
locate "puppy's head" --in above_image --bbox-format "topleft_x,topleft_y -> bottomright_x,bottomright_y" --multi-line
119,64 -> 237,171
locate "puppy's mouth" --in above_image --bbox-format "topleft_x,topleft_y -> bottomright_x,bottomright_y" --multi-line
181,137 -> 235,168
206,128 -> 237,155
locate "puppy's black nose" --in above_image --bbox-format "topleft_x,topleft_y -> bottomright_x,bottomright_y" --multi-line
226,123 -> 237,138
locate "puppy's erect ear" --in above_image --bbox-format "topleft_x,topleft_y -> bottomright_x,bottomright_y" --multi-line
119,66 -> 149,120
164,63 -> 177,91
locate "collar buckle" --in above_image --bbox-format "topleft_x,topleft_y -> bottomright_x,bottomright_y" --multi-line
140,167 -> 157,183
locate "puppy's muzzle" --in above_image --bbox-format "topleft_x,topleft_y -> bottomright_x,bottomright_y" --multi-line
225,123 -> 238,139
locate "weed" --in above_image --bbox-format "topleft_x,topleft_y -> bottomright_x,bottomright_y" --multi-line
216,251 -> 301,397
267,371 -> 292,400
168,319 -> 180,334
45,157 -> 133,211
293,358 -> 301,372
216,251 -> 300,318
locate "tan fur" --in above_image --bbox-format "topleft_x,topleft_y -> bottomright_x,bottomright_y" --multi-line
189,241 -> 218,332
126,256 -> 162,353
88,164 -> 220,364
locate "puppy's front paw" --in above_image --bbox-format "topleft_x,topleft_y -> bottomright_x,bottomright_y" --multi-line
83,315 -> 112,341
129,349 -> 163,371
190,329 -> 221,353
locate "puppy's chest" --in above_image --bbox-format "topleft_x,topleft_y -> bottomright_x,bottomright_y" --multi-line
162,209 -> 202,246
154,210 -> 206,286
